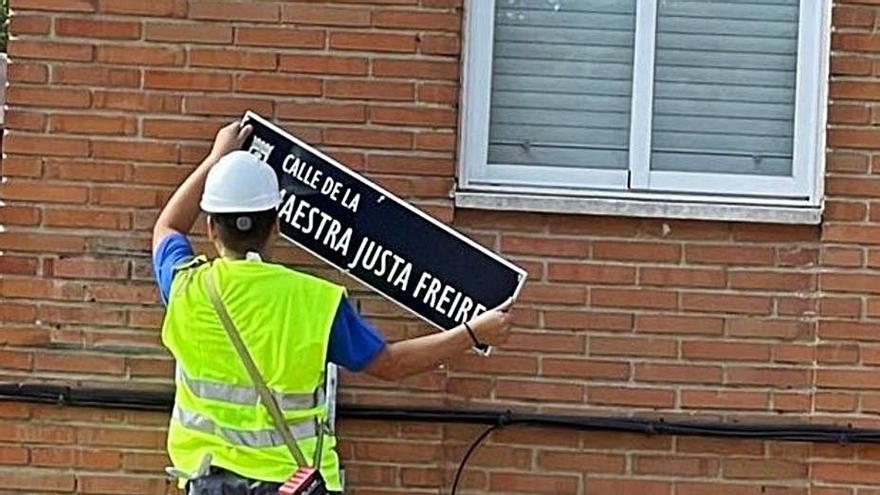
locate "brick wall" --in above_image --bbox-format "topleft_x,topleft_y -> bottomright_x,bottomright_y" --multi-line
0,0 -> 879,493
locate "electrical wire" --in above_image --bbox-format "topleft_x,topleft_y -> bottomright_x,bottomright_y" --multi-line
4,380 -> 880,494
450,423 -> 502,495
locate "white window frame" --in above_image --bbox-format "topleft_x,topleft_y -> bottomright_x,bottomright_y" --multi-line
457,0 -> 830,224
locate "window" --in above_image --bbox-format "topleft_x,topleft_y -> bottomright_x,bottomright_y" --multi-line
459,0 -> 829,223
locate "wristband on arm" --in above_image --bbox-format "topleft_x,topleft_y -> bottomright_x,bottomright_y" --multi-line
463,321 -> 484,348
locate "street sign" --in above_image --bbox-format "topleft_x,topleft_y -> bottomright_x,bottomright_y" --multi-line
241,111 -> 526,333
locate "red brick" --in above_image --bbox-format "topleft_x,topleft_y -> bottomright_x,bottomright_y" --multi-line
1,180 -> 88,204
634,455 -> 718,477
682,341 -> 771,361
10,14 -> 51,34
682,293 -> 772,315
324,127 -> 412,150
282,4 -> 371,26
50,113 -> 137,135
686,245 -> 774,265
830,128 -> 880,148
821,273 -> 880,294
818,369 -> 880,390
635,363 -> 722,384
418,82 -> 457,104
330,32 -> 417,53
78,475 -> 167,494
92,185 -> 165,207
680,390 -> 769,410
541,313 -> 628,336
372,10 -> 459,30
235,26 -> 325,48
97,45 -> 183,66
146,22 -> 231,43
590,336 -> 677,358
34,353 -> 125,375
235,73 -> 322,95
94,90 -> 181,112
0,445 -> 29,465
7,62 -> 49,83
145,70 -> 232,91
4,133 -> 89,157
190,48 -> 277,70
726,367 -> 811,388
834,5 -> 875,28
542,358 -> 629,380
635,315 -> 723,335
0,256 -> 39,275
142,118 -> 222,140
56,18 -> 140,39
9,40 -> 93,61
538,451 -> 626,473
5,109 -> 47,131
97,0 -> 185,15
819,321 -> 880,341
825,224 -> 880,245
52,65 -> 141,87
0,471 -> 76,492
44,159 -> 128,183
496,379 -> 583,403
421,34 -> 459,55
373,58 -> 459,80
326,79 -> 414,101
0,206 -> 39,226
278,102 -> 365,123
184,95 -> 273,117
10,0 -> 94,11
369,106 -> 456,127
1,156 -> 43,178
592,288 -> 677,310
92,140 -> 178,162
189,1 -> 279,21
812,462 -> 880,485
7,86 -> 90,108
588,386 -> 675,408
730,271 -> 815,291
640,267 -> 725,288
548,262 -> 634,285
43,208 -> 131,229
585,479 -> 672,495
278,54 -> 366,76
500,235 -> 588,257
489,472 -> 579,494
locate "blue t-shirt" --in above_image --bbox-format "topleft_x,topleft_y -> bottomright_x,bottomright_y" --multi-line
153,233 -> 385,372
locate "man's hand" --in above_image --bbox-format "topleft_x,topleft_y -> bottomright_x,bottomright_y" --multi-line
209,120 -> 253,160
467,298 -> 514,346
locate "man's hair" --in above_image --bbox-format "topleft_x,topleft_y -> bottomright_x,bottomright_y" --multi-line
210,208 -> 277,255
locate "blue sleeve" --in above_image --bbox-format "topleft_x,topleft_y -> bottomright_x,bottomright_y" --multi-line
327,298 -> 386,372
152,232 -> 195,306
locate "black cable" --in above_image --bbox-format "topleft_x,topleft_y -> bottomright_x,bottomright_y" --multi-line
2,382 -> 880,445
450,423 -> 502,495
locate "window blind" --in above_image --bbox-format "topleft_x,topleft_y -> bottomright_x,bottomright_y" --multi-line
650,0 -> 800,177
488,0 -> 637,172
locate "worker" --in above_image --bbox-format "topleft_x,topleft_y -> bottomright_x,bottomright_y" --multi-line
152,121 -> 515,494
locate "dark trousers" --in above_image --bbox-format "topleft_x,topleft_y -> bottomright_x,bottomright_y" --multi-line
186,467 -> 342,495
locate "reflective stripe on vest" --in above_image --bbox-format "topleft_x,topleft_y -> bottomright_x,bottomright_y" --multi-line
173,405 -> 318,447
177,368 -> 325,410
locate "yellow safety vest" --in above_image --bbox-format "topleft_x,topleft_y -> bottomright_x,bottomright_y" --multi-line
162,256 -> 345,491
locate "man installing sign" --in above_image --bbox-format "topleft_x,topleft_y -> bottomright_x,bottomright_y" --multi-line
152,121 -> 515,494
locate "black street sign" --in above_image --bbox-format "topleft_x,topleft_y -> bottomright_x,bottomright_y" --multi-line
240,111 -> 526,334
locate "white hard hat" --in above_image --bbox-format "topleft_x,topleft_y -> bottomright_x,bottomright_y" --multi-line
200,151 -> 282,213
